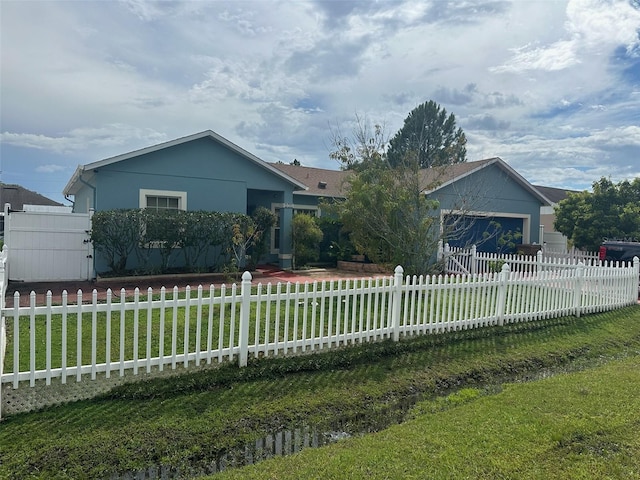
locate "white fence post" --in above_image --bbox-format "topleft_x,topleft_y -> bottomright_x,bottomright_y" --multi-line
633,257 -> 640,304
238,271 -> 252,367
536,249 -> 543,273
496,263 -> 510,326
87,209 -> 95,281
470,244 -> 477,276
573,261 -> 585,318
437,240 -> 444,263
0,245 -> 6,420
391,265 -> 404,341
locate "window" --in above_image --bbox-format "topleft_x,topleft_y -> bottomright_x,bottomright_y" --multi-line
146,196 -> 179,211
139,189 -> 187,211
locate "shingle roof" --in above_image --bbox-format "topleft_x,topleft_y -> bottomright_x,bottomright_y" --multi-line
271,157 -> 550,206
532,185 -> 578,204
270,163 -> 352,198
0,183 -> 63,210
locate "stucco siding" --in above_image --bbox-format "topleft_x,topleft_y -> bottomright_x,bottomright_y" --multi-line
88,137 -> 295,213
433,163 -> 542,244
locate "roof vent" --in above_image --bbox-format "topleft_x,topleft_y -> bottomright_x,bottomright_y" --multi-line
318,181 -> 327,189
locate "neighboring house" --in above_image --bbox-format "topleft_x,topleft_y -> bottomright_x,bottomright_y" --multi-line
0,183 -> 64,210
533,185 -> 579,252
63,130 -> 550,272
0,183 -> 65,236
274,157 -> 551,253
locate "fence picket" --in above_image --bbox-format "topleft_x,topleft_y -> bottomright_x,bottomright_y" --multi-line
91,290 -> 98,380
76,290 -> 82,382
2,254 -> 638,419
159,287 -> 166,370
45,291 -> 52,385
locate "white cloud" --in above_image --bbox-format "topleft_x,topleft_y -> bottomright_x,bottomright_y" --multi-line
35,164 -> 67,174
1,125 -> 167,156
1,0 -> 638,196
491,0 -> 640,73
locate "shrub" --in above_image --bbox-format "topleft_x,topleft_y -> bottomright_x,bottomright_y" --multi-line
292,214 -> 323,269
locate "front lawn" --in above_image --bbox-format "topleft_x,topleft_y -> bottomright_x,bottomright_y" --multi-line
0,306 -> 638,479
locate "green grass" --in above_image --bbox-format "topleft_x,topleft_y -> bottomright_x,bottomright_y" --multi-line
4,290 -> 391,374
0,305 -> 639,479
6,275 -> 626,375
215,356 -> 640,479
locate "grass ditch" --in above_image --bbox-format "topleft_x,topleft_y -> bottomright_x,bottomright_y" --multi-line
0,305 -> 639,479
214,355 -> 640,479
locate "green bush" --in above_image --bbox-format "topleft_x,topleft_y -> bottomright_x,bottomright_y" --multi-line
292,214 -> 323,269
91,209 -> 263,275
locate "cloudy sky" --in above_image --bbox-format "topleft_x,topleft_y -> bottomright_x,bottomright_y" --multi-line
1,0 -> 639,205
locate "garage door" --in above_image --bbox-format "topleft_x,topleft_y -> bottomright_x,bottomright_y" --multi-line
445,215 -> 524,254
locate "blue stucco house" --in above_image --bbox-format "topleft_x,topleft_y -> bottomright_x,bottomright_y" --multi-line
63,130 -> 310,270
273,157 -> 551,253
63,130 -> 550,273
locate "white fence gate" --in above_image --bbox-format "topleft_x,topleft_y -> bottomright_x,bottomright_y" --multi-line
3,204 -> 94,282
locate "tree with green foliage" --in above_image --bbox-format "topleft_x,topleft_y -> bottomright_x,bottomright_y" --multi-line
554,177 -> 640,251
292,213 -> 323,269
387,100 -> 467,169
329,103 -> 469,274
336,152 -> 441,274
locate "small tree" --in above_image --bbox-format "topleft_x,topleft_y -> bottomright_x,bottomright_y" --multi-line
292,214 -> 323,269
230,208 -> 276,270
178,211 -> 220,272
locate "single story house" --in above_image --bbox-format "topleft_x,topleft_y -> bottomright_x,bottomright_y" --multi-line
63,130 -> 550,272
274,157 -> 552,254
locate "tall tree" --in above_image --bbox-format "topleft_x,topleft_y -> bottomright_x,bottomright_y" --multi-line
554,177 -> 640,251
387,100 -> 467,168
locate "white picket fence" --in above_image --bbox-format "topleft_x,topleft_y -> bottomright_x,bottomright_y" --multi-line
441,243 -> 601,276
1,254 -> 639,418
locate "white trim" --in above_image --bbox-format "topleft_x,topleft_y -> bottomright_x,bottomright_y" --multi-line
441,209 -> 531,243
139,189 -> 187,210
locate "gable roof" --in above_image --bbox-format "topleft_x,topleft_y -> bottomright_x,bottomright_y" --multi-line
0,183 -> 63,210
63,130 -> 308,196
272,157 -> 551,206
422,157 -> 551,205
533,185 -> 578,204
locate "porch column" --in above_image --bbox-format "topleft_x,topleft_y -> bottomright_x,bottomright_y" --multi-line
278,192 -> 294,269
